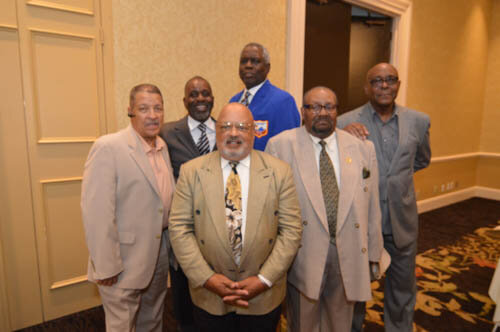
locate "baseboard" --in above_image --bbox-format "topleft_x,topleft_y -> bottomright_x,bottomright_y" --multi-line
417,186 -> 500,213
474,186 -> 500,200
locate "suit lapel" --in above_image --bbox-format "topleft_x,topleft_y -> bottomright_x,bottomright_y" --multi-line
240,150 -> 273,266
126,126 -> 161,197
197,152 -> 234,259
174,116 -> 199,157
294,127 -> 329,233
336,130 -> 358,233
388,107 -> 409,174
248,80 -> 270,111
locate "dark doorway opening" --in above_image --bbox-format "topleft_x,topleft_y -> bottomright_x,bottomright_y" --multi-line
303,0 -> 392,114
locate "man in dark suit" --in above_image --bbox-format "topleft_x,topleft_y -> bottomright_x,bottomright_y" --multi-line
229,42 -> 300,151
169,103 -> 302,332
337,63 -> 431,332
159,76 -> 216,332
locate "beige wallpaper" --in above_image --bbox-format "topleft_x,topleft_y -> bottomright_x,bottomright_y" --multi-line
111,0 -> 288,129
481,0 -> 500,153
407,0 -> 491,157
406,0 -> 498,197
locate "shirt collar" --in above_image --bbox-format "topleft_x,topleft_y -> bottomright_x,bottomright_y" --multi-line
244,79 -> 267,97
221,153 -> 251,170
133,128 -> 165,153
308,130 -> 337,149
368,102 -> 400,121
187,116 -> 216,132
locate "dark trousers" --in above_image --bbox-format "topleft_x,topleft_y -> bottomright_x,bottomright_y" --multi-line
169,265 -> 196,332
193,304 -> 281,332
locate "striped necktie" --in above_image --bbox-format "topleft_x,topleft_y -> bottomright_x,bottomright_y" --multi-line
319,140 -> 339,244
241,91 -> 251,106
197,123 -> 210,155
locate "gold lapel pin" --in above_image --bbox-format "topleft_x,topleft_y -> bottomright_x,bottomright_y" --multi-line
347,157 -> 352,164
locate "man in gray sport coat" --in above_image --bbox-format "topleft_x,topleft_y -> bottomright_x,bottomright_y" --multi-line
337,63 -> 431,332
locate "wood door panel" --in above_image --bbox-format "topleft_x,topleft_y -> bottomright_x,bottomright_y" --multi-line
30,29 -> 101,142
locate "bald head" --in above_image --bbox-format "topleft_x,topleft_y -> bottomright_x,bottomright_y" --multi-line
364,62 -> 400,110
216,103 -> 255,161
366,63 -> 398,82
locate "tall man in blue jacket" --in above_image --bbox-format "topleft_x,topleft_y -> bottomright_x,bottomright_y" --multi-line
230,42 -> 300,151
337,63 -> 431,332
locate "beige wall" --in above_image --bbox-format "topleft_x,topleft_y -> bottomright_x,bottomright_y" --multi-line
406,0 -> 497,199
111,0 -> 288,128
476,0 -> 500,190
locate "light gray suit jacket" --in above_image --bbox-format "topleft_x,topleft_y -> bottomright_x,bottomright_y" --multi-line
337,103 -> 431,248
81,125 -> 175,289
169,150 -> 302,315
266,127 -> 383,302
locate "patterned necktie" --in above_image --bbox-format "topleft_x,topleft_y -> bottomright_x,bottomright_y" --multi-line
241,91 -> 251,106
197,123 -> 210,155
225,161 -> 243,265
319,140 -> 339,244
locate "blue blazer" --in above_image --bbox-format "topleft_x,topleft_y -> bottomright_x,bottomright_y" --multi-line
230,80 -> 300,151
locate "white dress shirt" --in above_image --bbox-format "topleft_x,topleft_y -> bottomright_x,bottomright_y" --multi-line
187,116 -> 216,151
238,79 -> 267,105
309,131 -> 341,188
220,154 -> 272,287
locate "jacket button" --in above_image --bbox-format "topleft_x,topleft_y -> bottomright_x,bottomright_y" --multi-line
274,210 -> 279,216
355,223 -> 360,228
159,208 -> 163,213
201,240 -> 205,245
364,187 -> 368,192
299,244 -> 302,248
156,235 -> 161,239
196,209 -> 200,215
303,220 -> 308,225
361,248 -> 367,253
269,239 -> 273,244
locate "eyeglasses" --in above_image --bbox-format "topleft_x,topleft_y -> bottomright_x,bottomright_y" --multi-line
369,76 -> 399,88
303,103 -> 337,114
217,121 -> 254,132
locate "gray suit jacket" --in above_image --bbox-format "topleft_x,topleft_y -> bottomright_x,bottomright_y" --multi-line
81,126 -> 175,289
169,150 -> 302,315
159,116 -> 216,180
337,103 -> 431,248
266,127 -> 383,301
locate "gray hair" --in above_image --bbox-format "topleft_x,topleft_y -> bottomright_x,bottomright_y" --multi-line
242,42 -> 270,65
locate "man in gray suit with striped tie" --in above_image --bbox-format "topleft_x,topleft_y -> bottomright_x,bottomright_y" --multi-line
337,63 -> 431,332
160,76 -> 216,332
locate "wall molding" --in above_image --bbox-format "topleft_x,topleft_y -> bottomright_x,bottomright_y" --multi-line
286,0 -> 412,107
27,0 -> 94,16
417,186 -> 500,214
431,152 -> 500,163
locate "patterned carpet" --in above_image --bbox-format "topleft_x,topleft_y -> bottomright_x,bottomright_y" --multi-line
363,198 -> 500,332
17,198 -> 500,332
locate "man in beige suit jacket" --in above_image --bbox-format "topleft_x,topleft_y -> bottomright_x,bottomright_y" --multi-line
266,87 -> 383,332
81,84 -> 175,332
169,103 -> 302,332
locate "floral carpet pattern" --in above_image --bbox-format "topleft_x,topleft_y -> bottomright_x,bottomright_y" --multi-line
364,221 -> 499,332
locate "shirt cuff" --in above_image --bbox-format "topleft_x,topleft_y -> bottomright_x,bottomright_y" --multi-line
258,274 -> 272,288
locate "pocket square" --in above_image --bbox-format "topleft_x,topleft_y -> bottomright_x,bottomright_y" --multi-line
362,167 -> 370,179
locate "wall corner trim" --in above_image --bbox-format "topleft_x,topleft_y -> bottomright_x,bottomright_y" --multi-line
417,186 -> 500,214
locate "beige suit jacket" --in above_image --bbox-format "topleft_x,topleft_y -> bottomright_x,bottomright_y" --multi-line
169,150 -> 302,315
266,127 -> 383,301
81,125 -> 175,289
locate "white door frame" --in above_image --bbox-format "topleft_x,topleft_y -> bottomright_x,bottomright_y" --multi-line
286,0 -> 412,107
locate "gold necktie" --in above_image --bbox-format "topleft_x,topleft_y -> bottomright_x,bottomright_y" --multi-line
319,140 -> 339,243
225,161 -> 242,264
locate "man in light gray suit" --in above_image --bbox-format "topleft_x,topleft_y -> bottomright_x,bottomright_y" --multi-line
82,84 -> 175,331
266,87 -> 383,332
337,63 -> 431,332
